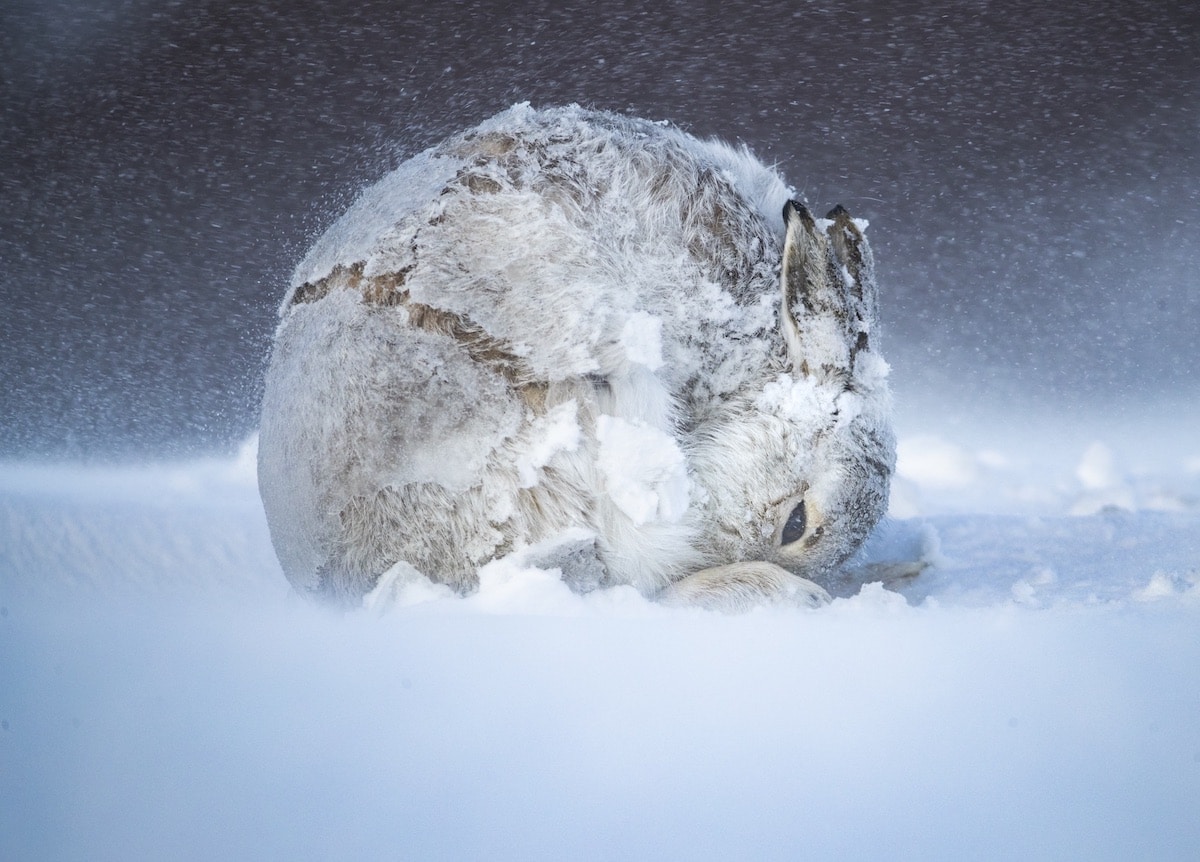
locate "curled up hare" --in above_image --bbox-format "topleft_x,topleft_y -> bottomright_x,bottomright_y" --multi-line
258,104 -> 896,611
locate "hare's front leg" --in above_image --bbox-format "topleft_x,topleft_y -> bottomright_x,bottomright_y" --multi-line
656,562 -> 831,613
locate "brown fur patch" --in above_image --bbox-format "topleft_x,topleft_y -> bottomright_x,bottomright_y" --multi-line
291,262 -> 410,307
289,261 -> 542,397
451,130 -> 519,159
401,299 -> 534,388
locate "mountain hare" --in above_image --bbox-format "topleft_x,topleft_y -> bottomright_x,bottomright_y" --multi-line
258,103 -> 895,611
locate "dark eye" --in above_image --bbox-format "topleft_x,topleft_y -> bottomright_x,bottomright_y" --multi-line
781,500 -> 808,545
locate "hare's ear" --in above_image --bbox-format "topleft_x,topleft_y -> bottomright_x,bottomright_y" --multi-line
825,204 -> 877,361
779,200 -> 877,385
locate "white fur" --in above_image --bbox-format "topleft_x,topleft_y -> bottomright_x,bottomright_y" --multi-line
258,103 -> 895,610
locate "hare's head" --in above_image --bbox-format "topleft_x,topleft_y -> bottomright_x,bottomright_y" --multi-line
689,201 -> 895,587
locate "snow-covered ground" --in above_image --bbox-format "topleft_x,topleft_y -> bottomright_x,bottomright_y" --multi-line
2,427 -> 1199,860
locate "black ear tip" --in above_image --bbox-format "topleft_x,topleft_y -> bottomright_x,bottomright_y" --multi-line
783,199 -> 812,223
826,204 -> 849,219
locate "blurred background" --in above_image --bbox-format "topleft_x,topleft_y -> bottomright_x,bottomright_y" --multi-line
2,0 -> 1197,461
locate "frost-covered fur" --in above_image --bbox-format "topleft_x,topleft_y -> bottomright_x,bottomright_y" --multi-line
258,103 -> 895,610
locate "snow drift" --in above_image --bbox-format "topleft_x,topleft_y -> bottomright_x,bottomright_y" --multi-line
2,431 -> 1199,860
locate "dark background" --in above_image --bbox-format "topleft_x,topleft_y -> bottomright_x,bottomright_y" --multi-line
2,0 -> 1197,460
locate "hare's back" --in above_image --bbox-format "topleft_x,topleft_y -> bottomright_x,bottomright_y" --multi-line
286,104 -> 792,388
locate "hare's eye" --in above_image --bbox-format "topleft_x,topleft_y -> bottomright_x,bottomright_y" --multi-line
780,501 -> 808,545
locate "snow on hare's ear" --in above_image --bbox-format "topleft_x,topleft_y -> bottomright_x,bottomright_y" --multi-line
779,200 -> 877,388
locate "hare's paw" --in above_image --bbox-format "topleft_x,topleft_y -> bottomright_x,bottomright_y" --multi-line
657,561 -> 832,613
